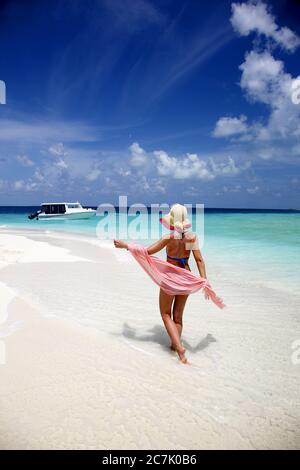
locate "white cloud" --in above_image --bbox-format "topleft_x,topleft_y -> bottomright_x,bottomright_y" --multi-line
13,180 -> 25,191
154,150 -> 213,180
213,49 -> 300,156
213,115 -> 248,137
48,143 -> 69,169
0,119 -> 99,143
86,167 -> 101,182
25,182 -> 39,192
48,142 -> 67,158
256,146 -> 282,160
231,1 -> 300,52
292,78 -> 300,105
129,142 -> 147,167
154,149 -> 248,180
16,155 -> 34,167
55,158 -> 68,169
239,50 -> 284,105
129,174 -> 166,194
12,179 -> 40,192
210,156 -> 247,176
239,50 -> 300,139
34,169 -> 45,182
222,184 -> 242,193
212,2 -> 300,161
117,167 -> 131,177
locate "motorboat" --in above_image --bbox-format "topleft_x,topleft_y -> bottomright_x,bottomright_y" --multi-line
28,202 -> 96,220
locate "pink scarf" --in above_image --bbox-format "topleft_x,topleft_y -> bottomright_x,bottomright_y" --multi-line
128,244 -> 225,309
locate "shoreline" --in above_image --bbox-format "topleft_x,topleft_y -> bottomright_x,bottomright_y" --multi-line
0,229 -> 299,449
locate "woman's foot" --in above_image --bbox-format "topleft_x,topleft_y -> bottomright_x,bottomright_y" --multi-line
170,343 -> 176,352
177,346 -> 188,364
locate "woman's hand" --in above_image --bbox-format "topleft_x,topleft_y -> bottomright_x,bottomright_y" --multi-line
114,239 -> 128,250
204,287 -> 210,301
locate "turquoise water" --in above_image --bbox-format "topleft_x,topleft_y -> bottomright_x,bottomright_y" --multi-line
204,212 -> 300,292
0,207 -> 299,292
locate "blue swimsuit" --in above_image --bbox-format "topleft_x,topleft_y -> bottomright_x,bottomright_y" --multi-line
167,255 -> 189,269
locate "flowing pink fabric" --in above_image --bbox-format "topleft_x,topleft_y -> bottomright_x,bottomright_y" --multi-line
128,244 -> 225,309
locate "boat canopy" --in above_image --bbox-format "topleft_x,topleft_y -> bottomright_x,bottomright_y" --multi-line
41,202 -> 82,214
66,203 -> 82,209
41,203 -> 66,215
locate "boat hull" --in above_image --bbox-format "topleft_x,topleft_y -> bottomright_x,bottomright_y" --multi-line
38,211 -> 96,220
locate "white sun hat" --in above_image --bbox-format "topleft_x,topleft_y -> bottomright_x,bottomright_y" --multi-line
160,203 -> 192,232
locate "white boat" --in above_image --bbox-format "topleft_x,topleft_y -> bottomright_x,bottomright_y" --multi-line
28,202 -> 96,220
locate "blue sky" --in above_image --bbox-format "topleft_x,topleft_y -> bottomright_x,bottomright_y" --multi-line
0,0 -> 299,208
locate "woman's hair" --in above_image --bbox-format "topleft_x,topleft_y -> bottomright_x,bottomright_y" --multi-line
168,204 -> 191,232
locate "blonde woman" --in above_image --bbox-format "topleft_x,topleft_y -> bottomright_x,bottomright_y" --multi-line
114,204 -> 207,364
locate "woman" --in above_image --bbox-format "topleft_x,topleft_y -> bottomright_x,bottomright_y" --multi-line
114,204 -> 207,364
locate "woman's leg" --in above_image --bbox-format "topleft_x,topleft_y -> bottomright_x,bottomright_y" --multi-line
172,294 -> 189,340
159,289 -> 187,363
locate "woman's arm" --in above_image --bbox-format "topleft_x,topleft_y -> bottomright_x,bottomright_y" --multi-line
114,237 -> 169,254
192,245 -> 207,279
146,237 -> 169,255
114,240 -> 128,250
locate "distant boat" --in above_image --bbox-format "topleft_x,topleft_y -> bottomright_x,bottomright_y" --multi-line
28,202 -> 96,220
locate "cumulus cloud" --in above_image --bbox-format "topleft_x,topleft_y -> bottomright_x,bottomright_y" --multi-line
214,6 -> 300,158
239,50 -> 300,139
154,149 -> 249,180
48,142 -> 67,158
154,150 -> 215,180
231,1 -> 300,52
129,174 -> 166,194
48,143 -> 69,169
213,115 -> 249,137
211,156 -> 246,176
6,138 -> 252,199
34,169 -> 45,182
129,142 -> 147,167
11,179 -> 39,192
16,155 -> 34,167
56,158 -> 68,169
239,50 -> 284,105
86,167 -> 101,182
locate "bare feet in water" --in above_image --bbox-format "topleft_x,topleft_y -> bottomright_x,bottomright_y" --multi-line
177,346 -> 188,364
170,344 -> 189,364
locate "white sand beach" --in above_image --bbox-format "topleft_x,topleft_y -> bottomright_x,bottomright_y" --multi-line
0,229 -> 299,450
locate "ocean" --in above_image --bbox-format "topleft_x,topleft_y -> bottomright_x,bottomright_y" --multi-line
0,206 -> 299,293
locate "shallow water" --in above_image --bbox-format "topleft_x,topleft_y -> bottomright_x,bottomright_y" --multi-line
0,207 -> 299,293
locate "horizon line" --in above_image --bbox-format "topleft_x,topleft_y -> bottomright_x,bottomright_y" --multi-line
0,205 -> 299,212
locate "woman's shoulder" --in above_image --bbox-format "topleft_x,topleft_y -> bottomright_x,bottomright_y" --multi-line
162,232 -> 197,243
184,231 -> 197,242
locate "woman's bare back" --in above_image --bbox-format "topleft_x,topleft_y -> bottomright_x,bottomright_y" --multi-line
166,232 -> 197,269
